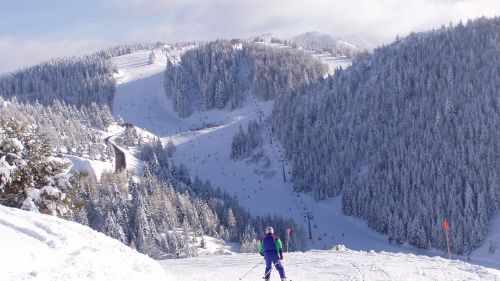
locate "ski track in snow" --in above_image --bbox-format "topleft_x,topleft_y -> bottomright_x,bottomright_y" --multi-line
159,250 -> 500,281
110,46 -> 500,271
0,206 -> 172,281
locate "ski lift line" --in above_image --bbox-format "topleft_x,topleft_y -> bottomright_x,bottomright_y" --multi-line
304,212 -> 314,240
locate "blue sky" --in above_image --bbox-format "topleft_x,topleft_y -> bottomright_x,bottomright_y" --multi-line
0,0 -> 499,73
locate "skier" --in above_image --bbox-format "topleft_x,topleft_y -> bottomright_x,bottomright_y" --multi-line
259,226 -> 287,281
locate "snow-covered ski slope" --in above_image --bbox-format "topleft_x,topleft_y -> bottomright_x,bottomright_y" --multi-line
253,40 -> 352,75
159,249 -> 500,281
112,46 -> 196,136
3,204 -> 498,281
470,213 -> 500,269
0,205 -> 173,281
110,46 -> 500,270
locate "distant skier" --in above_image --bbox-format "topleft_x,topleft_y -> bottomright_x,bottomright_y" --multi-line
259,227 -> 287,281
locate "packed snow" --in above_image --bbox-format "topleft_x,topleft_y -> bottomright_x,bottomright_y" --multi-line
470,213 -> 500,269
159,248 -> 500,281
112,47 -> 196,137
0,205 -> 173,281
110,46 -> 500,271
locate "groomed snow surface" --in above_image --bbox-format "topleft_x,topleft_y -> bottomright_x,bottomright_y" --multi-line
160,250 -> 500,281
2,204 -> 499,281
3,203 -> 500,281
0,206 -> 173,281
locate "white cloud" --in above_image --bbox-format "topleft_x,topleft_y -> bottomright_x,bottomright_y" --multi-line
0,38 -> 112,74
101,0 -> 499,46
1,0 -> 498,72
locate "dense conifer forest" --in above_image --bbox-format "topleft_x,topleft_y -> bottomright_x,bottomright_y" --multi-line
271,17 -> 499,254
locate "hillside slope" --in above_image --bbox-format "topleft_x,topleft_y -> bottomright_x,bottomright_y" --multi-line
3,205 -> 497,281
108,24 -> 499,268
110,45 -> 406,255
0,205 -> 172,281
292,31 -> 361,57
272,17 -> 499,255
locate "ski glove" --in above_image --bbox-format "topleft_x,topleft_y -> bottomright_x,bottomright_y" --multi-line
279,252 -> 283,260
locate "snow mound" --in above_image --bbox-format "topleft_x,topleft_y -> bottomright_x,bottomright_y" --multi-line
65,154 -> 113,180
0,205 -> 174,281
331,244 -> 348,252
160,249 -> 500,281
194,235 -> 239,256
291,31 -> 360,52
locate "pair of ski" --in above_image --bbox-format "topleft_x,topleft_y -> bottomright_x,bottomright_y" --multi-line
239,259 -> 290,280
260,261 -> 289,281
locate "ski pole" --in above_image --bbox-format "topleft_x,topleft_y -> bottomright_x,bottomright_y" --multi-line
262,260 -> 282,279
239,259 -> 265,280
263,263 -> 274,279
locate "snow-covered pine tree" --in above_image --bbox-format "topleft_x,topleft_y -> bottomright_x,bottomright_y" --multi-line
0,56 -> 115,109
230,120 -> 262,160
149,50 -> 157,64
240,224 -> 259,253
164,40 -> 327,117
271,17 -> 500,254
123,125 -> 139,146
0,118 -> 74,216
165,138 -> 176,157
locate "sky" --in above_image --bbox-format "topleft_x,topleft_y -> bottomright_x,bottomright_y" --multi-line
0,0 -> 499,73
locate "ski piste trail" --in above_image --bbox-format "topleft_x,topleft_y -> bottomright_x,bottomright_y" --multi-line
159,250 -> 500,281
2,205 -> 499,281
110,46 -> 500,270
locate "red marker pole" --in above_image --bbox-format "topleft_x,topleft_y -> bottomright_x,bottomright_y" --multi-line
286,228 -> 291,253
443,219 -> 451,259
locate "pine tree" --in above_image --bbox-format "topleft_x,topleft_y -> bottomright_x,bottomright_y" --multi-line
271,17 -> 500,254
166,138 -> 176,157
240,224 -> 259,253
200,236 -> 207,249
0,118 -> 74,216
149,51 -> 157,64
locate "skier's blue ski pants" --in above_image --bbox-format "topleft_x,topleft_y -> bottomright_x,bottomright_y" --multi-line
264,251 -> 286,279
